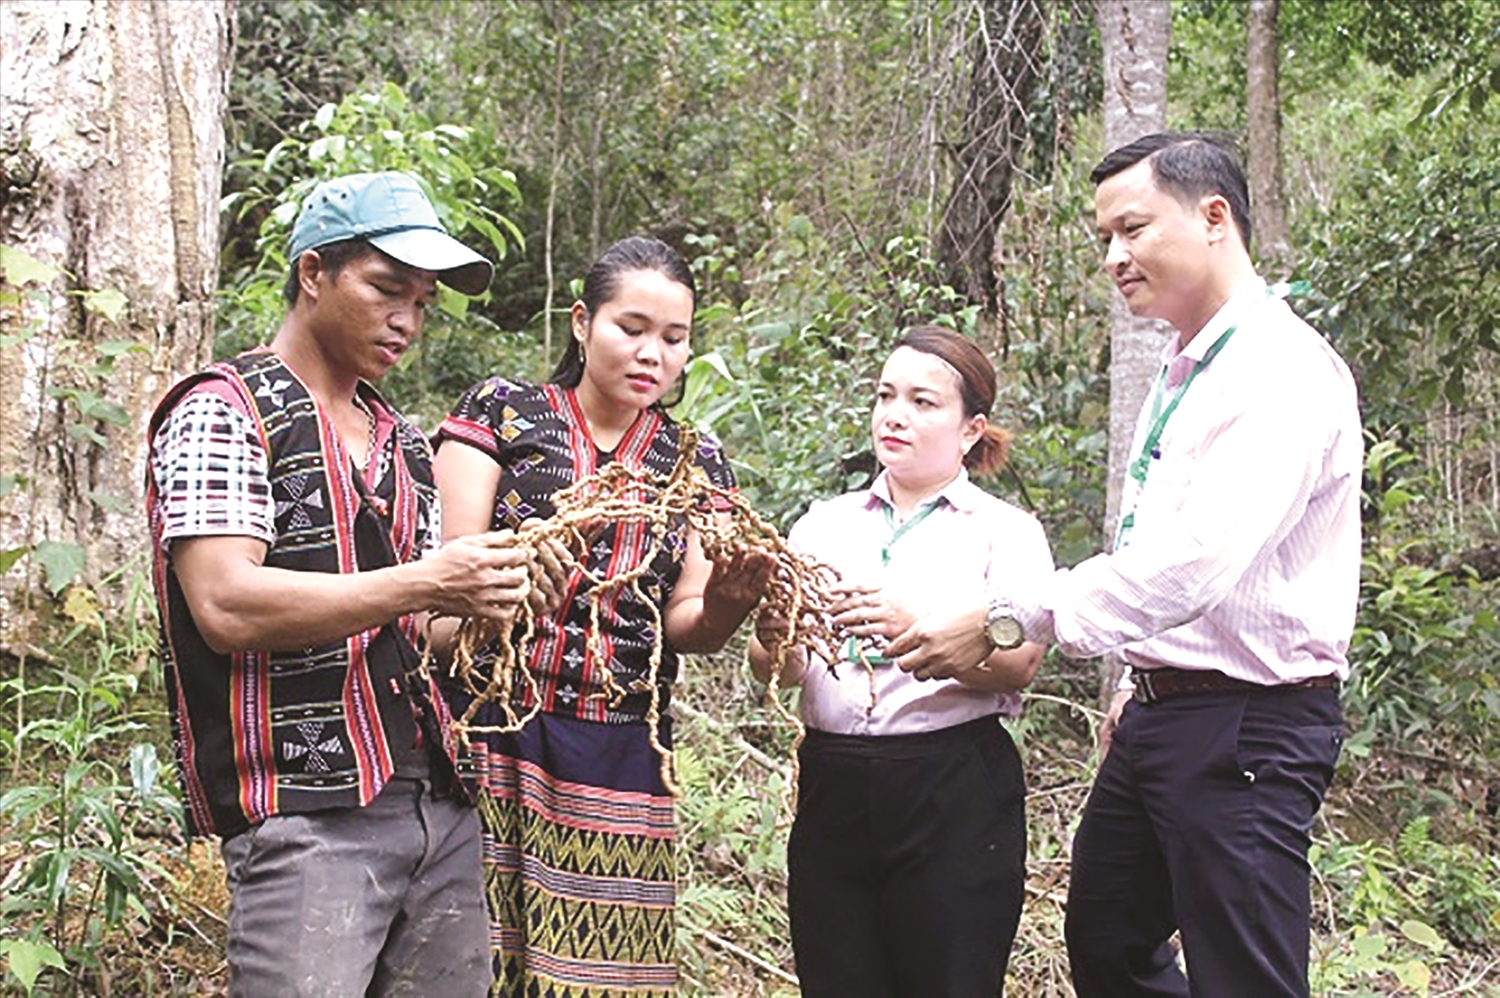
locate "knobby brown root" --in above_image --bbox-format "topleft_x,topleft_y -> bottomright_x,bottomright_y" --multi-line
435,429 -> 845,802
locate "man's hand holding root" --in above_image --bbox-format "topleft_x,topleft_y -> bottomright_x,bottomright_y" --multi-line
424,531 -> 532,622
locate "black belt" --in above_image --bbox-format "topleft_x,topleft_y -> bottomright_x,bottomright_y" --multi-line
1132,667 -> 1339,705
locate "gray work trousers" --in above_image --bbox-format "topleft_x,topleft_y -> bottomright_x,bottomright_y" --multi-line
220,772 -> 491,998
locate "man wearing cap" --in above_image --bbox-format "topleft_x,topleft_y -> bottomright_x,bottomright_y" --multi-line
885,134 -> 1361,997
148,172 -> 514,995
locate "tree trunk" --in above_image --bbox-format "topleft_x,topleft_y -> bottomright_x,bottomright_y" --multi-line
0,0 -> 230,637
1247,0 -> 1291,277
934,0 -> 1046,320
1095,0 -> 1171,702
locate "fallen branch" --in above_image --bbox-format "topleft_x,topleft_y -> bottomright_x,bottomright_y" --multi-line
699,927 -> 799,986
675,700 -> 791,780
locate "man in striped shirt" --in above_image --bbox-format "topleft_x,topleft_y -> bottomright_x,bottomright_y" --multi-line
887,133 -> 1360,998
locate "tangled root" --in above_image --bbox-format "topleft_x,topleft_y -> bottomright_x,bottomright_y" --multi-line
441,428 -> 846,804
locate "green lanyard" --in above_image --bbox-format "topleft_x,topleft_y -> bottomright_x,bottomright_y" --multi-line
1114,281 -> 1306,548
880,498 -> 943,568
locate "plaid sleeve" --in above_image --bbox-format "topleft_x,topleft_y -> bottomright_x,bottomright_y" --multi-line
150,390 -> 274,548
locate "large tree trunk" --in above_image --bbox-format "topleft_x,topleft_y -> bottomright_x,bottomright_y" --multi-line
1095,0 -> 1171,701
935,0 -> 1046,322
0,0 -> 230,638
1247,0 -> 1291,277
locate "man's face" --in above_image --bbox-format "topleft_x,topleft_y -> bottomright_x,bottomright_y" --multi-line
305,249 -> 438,382
1094,159 -> 1217,335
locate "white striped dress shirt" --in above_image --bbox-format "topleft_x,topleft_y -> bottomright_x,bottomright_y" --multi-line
1020,278 -> 1363,685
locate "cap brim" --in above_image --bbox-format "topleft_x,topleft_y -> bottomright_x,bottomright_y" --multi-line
369,227 -> 494,296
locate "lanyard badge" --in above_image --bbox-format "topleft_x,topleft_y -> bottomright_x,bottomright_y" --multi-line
1114,282 -> 1304,550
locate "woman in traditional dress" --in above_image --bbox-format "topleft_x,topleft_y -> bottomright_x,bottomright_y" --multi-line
433,236 -> 768,996
749,325 -> 1054,998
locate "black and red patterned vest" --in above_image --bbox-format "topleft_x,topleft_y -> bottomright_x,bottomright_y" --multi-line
147,351 -> 463,838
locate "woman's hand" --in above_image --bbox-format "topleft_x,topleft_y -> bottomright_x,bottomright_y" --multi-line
703,545 -> 777,610
829,584 -> 915,645
519,519 -> 576,618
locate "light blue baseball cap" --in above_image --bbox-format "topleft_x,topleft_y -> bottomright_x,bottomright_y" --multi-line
288,172 -> 494,296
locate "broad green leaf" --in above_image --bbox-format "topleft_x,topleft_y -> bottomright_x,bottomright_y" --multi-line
32,540 -> 86,595
262,136 -> 302,174
271,199 -> 300,227
95,340 -> 146,358
434,284 -> 469,320
0,937 -> 66,995
1394,959 -> 1431,995
313,102 -> 337,131
0,245 -> 60,288
1351,931 -> 1387,959
748,322 -> 792,342
80,288 -> 128,322
0,546 -> 28,574
88,399 -> 132,427
1399,919 -> 1445,952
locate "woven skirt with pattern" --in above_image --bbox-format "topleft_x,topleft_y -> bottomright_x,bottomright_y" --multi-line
463,710 -> 676,998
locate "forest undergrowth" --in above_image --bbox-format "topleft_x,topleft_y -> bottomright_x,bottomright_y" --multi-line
3,586 -> 1495,997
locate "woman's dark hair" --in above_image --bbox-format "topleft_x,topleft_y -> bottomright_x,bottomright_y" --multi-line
549,236 -> 697,389
1090,131 -> 1253,251
281,237 -> 376,305
895,325 -> 1012,476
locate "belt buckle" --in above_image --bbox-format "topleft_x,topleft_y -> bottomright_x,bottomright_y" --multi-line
1133,671 -> 1159,705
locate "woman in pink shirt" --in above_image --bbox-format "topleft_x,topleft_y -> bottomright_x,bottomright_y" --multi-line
750,326 -> 1053,997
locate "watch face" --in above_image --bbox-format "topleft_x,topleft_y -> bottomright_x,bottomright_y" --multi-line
986,615 -> 1023,649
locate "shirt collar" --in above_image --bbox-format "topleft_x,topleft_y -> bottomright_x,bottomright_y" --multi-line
1163,275 -> 1268,365
866,467 -> 981,515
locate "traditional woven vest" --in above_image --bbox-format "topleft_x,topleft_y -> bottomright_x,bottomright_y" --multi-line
147,352 -> 461,838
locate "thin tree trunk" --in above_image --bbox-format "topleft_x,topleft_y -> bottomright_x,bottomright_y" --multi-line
1095,0 -> 1171,703
542,0 -> 568,376
934,0 -> 1046,319
1247,0 -> 1291,277
0,0 -> 230,635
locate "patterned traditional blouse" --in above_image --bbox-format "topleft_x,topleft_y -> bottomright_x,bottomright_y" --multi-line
436,379 -> 736,723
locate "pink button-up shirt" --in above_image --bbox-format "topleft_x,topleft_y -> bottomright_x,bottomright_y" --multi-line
1021,278 -> 1363,685
786,470 -> 1055,735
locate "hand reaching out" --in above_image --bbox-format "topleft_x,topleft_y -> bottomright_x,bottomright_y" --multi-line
424,531 -> 532,622
703,545 -> 777,610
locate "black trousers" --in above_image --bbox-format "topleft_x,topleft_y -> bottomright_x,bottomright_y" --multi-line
1065,687 -> 1343,998
788,714 -> 1026,998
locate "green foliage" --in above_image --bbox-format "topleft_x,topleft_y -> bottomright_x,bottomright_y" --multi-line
1311,817 -> 1499,995
1346,435 -> 1500,754
993,173 -> 1112,567
216,82 -> 534,423
676,223 -> 988,529
0,582 -> 182,993
1284,0 -> 1493,81
0,244 -> 146,599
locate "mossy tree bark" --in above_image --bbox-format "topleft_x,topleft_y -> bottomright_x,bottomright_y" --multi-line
0,0 -> 230,637
1094,0 -> 1171,702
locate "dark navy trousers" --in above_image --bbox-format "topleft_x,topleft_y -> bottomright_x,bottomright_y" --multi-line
1065,687 -> 1343,998
789,715 -> 1027,998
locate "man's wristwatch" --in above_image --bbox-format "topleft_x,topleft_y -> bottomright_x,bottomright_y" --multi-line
983,597 -> 1025,651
